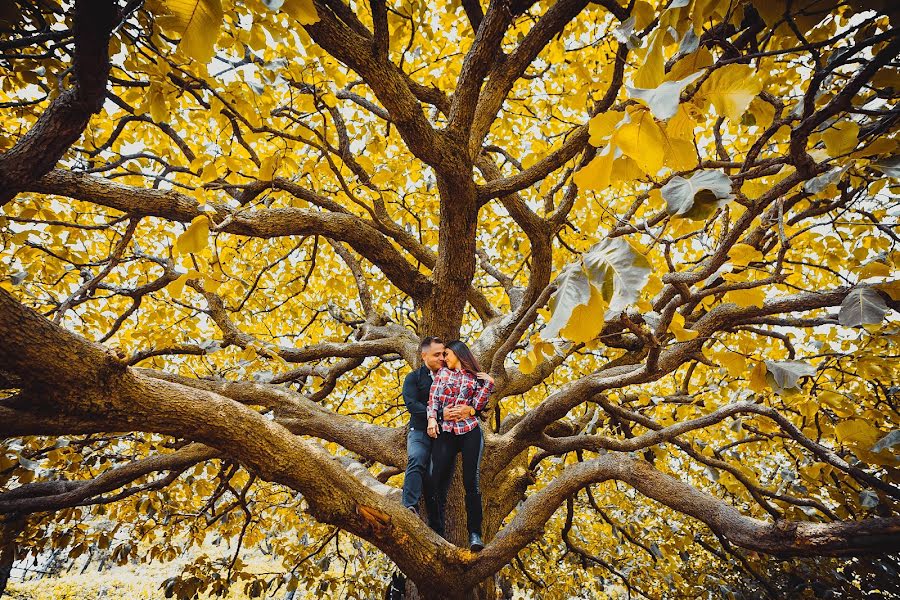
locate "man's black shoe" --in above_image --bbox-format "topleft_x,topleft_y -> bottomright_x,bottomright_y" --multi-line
469,532 -> 484,552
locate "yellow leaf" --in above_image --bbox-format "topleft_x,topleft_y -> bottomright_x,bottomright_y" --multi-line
835,420 -> 881,447
370,169 -> 392,186
158,0 -> 224,64
259,156 -> 277,181
631,0 -> 654,30
723,287 -> 766,308
729,243 -> 764,267
633,29 -> 665,89
202,275 -> 223,293
519,352 -> 536,375
610,156 -> 643,183
149,87 -> 167,123
174,215 -> 210,255
644,273 -> 662,297
853,137 -> 897,158
559,285 -> 607,344
668,216 -> 704,236
823,121 -> 860,157
660,126 -> 696,171
535,341 -> 554,360
167,269 -> 201,298
747,97 -> 775,129
697,64 -> 763,122
666,103 -> 698,142
692,0 -> 728,31
748,361 -> 767,393
199,162 -> 218,184
665,47 -> 713,83
859,261 -> 890,279
574,148 -> 614,190
281,0 -> 319,25
588,111 -> 624,146
669,312 -> 698,342
875,280 -> 900,301
799,399 -> 818,420
613,109 -> 665,174
718,351 -> 747,378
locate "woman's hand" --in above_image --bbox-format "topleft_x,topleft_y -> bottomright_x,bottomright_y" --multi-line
476,372 -> 494,386
427,417 -> 439,438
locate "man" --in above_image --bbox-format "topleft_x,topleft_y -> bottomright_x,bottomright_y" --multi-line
401,337 -> 446,531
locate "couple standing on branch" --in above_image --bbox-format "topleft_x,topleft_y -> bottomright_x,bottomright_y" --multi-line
401,337 -> 494,551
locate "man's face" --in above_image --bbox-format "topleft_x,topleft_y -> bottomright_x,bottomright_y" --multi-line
422,343 -> 445,372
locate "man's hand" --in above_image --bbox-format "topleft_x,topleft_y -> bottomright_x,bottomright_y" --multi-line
443,405 -> 470,421
427,417 -> 439,438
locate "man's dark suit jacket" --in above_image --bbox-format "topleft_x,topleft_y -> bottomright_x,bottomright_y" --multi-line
402,365 -> 434,430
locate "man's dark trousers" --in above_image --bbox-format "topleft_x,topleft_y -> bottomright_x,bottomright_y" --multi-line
401,365 -> 441,532
403,428 -> 436,516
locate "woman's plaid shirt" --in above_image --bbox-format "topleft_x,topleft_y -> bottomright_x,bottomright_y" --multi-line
426,367 -> 494,434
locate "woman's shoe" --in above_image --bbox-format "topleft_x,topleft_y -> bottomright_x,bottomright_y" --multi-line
469,532 -> 484,551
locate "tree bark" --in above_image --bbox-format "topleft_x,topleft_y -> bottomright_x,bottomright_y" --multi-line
0,0 -> 116,206
0,514 -> 25,596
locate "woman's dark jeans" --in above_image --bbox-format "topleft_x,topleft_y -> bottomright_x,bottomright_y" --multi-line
430,427 -> 484,537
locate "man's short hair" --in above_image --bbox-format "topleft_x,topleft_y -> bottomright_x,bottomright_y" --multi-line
419,336 -> 444,352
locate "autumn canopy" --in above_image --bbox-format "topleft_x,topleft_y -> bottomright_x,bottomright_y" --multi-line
0,0 -> 899,598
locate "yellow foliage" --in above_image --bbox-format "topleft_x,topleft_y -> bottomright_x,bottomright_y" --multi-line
822,120 -> 860,156
559,284 -> 608,344
156,0 -> 224,64
573,148 -> 614,190
174,215 -> 211,255
717,351 -> 747,377
669,312 -> 698,342
748,361 -> 768,393
728,243 -> 764,267
723,286 -> 766,308
613,108 -> 665,174
633,29 -> 665,89
697,64 -> 763,122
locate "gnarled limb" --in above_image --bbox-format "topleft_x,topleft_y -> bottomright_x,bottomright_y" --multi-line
0,0 -> 116,206
31,169 -> 432,301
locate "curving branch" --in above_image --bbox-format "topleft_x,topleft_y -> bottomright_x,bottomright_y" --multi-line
30,169 -> 432,301
468,0 -> 592,149
473,454 -> 900,587
304,0 -> 452,170
0,444 -> 215,514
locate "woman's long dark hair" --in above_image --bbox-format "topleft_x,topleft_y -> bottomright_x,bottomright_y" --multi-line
445,340 -> 482,374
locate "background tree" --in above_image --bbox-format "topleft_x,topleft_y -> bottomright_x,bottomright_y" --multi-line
1,0 -> 899,598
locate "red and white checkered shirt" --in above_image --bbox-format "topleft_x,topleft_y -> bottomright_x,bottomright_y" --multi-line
427,367 -> 494,435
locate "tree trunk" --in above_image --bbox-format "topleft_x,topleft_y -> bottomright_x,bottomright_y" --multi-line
421,161 -> 479,341
0,514 -> 25,596
403,444 -> 525,600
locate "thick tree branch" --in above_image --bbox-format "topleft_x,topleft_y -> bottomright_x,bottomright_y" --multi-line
0,444 -> 215,514
30,169 -> 432,301
0,0 -> 116,206
473,454 -> 900,586
469,0 -> 592,149
304,1 -> 452,170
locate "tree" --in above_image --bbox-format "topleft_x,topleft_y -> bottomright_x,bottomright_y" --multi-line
1,0 -> 899,597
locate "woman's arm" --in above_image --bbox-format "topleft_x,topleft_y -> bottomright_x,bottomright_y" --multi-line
471,373 -> 494,412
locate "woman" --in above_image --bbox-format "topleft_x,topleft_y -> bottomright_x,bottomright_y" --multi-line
426,340 -> 494,551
